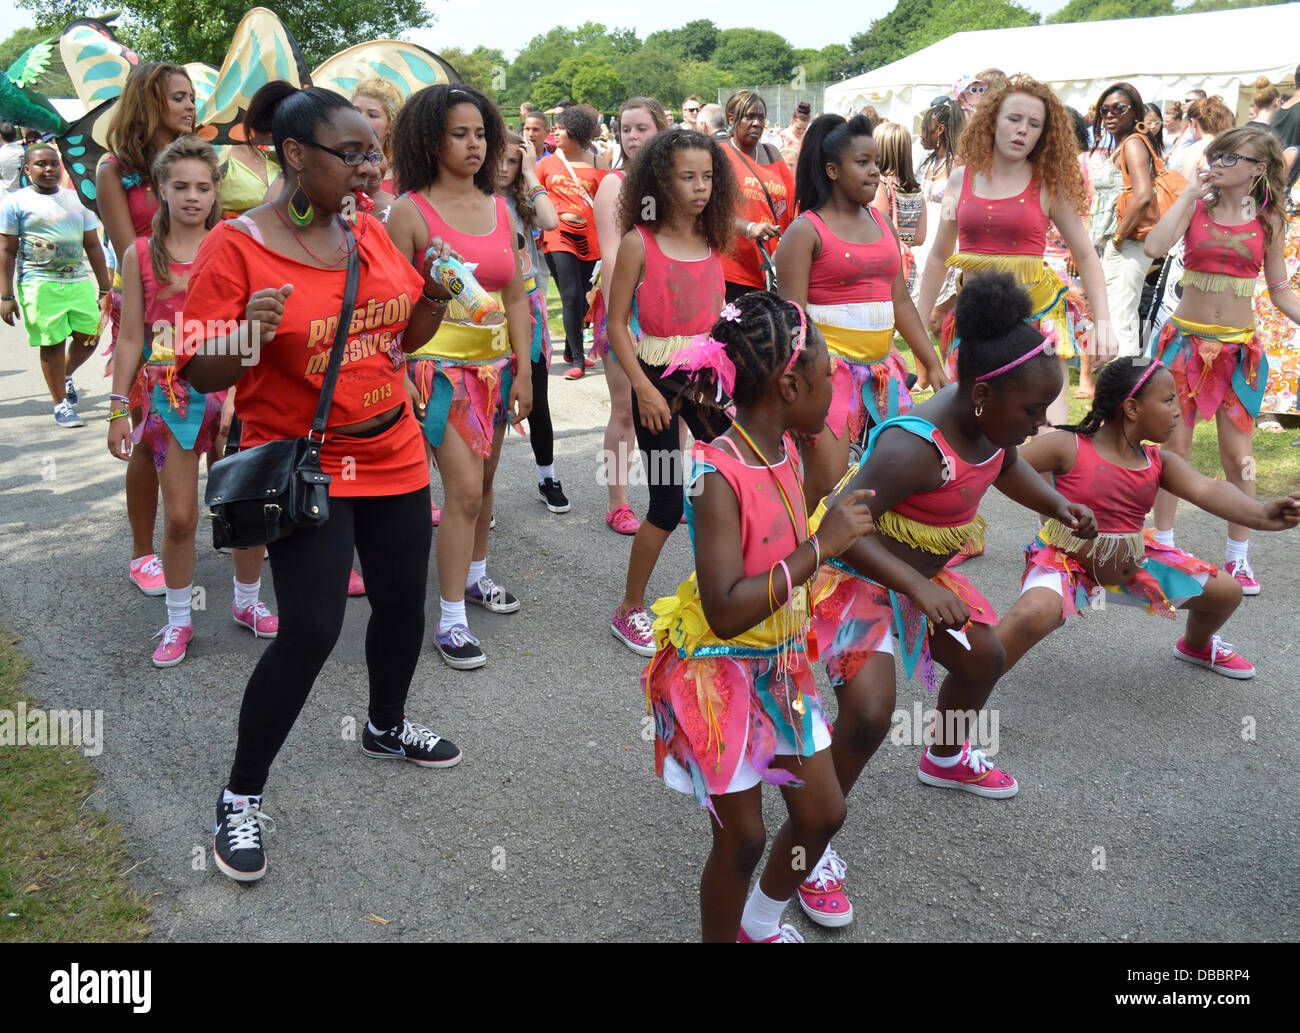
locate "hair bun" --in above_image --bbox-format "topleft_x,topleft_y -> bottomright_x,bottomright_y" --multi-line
1255,75 -> 1272,90
953,272 -> 1030,343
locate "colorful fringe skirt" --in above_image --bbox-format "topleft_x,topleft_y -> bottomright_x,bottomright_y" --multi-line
644,646 -> 829,815
811,560 -> 997,694
827,351 -> 913,444
1022,527 -> 1217,619
526,281 -> 551,365
1154,317 -> 1267,434
134,387 -> 224,471
408,355 -> 514,458
590,291 -> 641,363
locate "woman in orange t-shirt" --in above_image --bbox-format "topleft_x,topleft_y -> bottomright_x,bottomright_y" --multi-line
721,90 -> 795,302
179,82 -> 463,886
535,105 -> 607,377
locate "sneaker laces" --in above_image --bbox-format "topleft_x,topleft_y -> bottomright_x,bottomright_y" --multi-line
443,624 -> 480,648
153,624 -> 186,648
624,607 -> 654,638
806,848 -> 847,890
245,600 -> 273,622
138,555 -> 163,578
776,923 -> 805,943
224,801 -> 274,850
1209,635 -> 1237,664
1230,558 -> 1256,581
961,743 -> 993,776
474,576 -> 509,606
398,720 -> 441,751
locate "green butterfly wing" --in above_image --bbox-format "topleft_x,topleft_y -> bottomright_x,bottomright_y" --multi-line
0,74 -> 67,133
6,40 -> 55,89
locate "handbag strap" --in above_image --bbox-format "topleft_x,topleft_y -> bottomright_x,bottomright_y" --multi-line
554,149 -> 597,209
310,220 -> 361,440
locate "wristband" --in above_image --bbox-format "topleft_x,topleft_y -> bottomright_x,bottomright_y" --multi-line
0,295 -> 12,301
777,559 -> 793,610
107,410 -> 130,421
1111,234 -> 1124,248
421,290 -> 449,308
109,393 -> 130,403
767,563 -> 779,614
808,534 -> 821,572
746,221 -> 755,238
1266,278 -> 1291,293
527,185 -> 546,201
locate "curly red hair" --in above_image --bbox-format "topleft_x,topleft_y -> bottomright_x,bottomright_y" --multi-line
955,74 -> 1088,216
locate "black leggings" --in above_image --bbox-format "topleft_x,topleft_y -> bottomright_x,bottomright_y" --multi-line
528,354 -> 553,468
227,485 -> 432,795
546,251 -> 597,367
630,359 -> 731,532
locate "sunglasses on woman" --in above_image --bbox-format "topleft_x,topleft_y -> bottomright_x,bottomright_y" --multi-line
1099,102 -> 1132,117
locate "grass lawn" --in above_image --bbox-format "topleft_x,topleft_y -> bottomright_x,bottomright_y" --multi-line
0,632 -> 151,942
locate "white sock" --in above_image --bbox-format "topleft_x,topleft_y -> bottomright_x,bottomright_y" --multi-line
1153,529 -> 1175,548
537,463 -> 555,483
740,884 -> 788,941
926,747 -> 963,767
222,788 -> 260,806
466,559 -> 487,589
439,597 -> 467,633
1225,537 -> 1248,564
367,720 -> 397,737
165,584 -> 192,628
233,576 -> 260,611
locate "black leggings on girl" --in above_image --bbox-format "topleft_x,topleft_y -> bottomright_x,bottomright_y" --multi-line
630,358 -> 731,532
528,354 -> 553,468
546,251 -> 597,368
227,485 -> 433,795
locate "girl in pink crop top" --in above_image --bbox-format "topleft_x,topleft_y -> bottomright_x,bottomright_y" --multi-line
404,191 -> 517,292
1144,125 -> 1300,570
955,175 -> 1050,256
1001,356 -> 1300,687
632,225 -> 724,339
803,209 -> 899,304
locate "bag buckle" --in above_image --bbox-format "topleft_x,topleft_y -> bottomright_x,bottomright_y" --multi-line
306,429 -> 325,445
264,503 -> 282,519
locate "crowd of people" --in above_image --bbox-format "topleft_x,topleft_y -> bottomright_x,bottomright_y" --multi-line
3,52 -> 1299,942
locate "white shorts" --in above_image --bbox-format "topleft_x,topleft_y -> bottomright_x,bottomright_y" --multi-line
1022,564 -> 1209,611
662,694 -> 833,798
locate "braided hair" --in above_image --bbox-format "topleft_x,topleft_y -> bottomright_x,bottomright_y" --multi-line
708,291 -> 816,406
954,273 -> 1055,386
1055,357 -> 1156,435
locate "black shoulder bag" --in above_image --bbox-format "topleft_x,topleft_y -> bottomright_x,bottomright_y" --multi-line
205,223 -> 361,550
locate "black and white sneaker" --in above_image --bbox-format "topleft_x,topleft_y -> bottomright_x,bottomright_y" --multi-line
63,377 -> 78,405
361,719 -> 463,768
435,623 -> 486,670
537,477 -> 571,513
465,575 -> 520,614
213,792 -> 273,882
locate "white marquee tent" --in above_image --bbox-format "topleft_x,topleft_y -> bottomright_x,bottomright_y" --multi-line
824,4 -> 1300,129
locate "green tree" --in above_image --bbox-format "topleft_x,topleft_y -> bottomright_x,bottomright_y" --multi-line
1046,0 -> 1172,23
645,19 -> 719,63
712,27 -> 794,86
571,60 -> 624,113
617,46 -> 684,105
440,46 -> 505,102
848,0 -> 1039,75
17,0 -> 431,67
678,60 -> 735,107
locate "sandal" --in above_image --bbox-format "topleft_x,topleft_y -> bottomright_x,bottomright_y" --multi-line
606,504 -> 640,536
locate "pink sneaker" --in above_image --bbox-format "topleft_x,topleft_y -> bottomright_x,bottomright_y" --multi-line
605,504 -> 640,536
233,601 -> 278,638
130,554 -> 166,596
152,623 -> 194,668
611,606 -> 656,657
1174,635 -> 1255,679
1225,558 -> 1260,596
347,570 -> 366,597
797,848 -> 854,927
918,742 -> 1018,798
737,923 -> 804,943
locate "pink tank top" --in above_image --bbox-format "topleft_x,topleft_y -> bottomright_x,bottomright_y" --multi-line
1052,433 -> 1160,533
633,226 -> 725,338
956,175 -> 1049,257
804,209 -> 899,303
135,236 -> 191,354
1182,200 -> 1266,280
105,155 -> 160,237
692,433 -> 806,578
404,191 -> 517,291
889,422 -> 1004,525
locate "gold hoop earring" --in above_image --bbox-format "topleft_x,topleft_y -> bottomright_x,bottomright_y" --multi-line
975,402 -> 985,419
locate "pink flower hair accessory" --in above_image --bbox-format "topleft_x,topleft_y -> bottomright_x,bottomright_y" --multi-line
662,334 -> 737,399
720,302 -> 742,323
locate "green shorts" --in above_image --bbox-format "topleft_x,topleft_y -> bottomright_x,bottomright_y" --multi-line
18,278 -> 100,348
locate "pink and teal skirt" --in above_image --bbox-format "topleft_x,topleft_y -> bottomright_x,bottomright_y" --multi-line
408,355 -> 514,458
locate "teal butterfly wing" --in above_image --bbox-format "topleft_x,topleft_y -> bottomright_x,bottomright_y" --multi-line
59,17 -> 139,109
194,8 -> 309,145
310,40 -> 461,101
